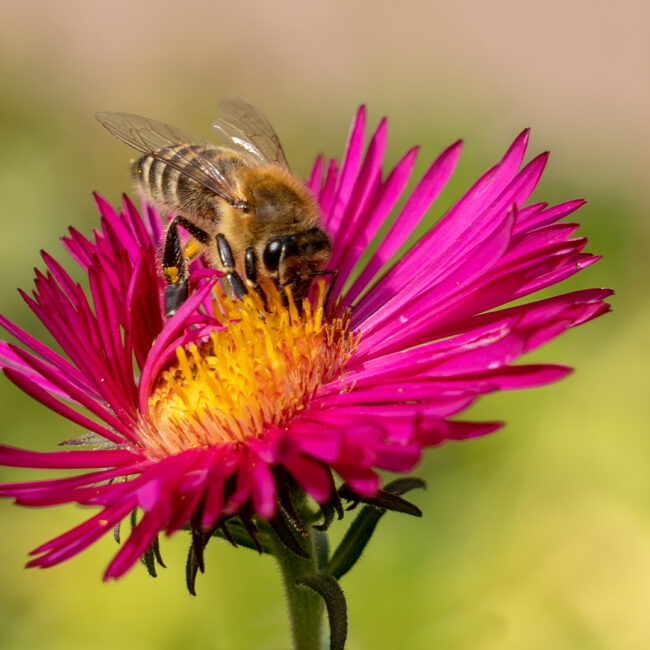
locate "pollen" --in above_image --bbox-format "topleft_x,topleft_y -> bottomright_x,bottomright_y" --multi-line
140,281 -> 358,458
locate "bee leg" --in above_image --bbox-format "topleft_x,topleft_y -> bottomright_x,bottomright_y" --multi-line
163,216 -> 210,317
216,234 -> 248,300
244,248 -> 267,305
312,269 -> 338,309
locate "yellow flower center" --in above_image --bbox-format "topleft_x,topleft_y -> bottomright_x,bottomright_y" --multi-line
140,281 -> 358,458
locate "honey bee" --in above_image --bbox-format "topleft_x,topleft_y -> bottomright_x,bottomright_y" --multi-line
96,97 -> 333,317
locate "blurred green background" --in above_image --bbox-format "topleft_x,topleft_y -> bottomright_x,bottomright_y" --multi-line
0,1 -> 647,648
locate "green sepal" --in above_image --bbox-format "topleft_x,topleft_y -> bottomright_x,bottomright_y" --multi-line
126,509 -> 166,579
339,477 -> 426,516
141,544 -> 157,577
209,518 -> 272,553
325,477 -> 426,580
296,574 -> 347,650
186,545 -> 200,596
269,512 -> 310,559
314,474 -> 344,531
140,535 -> 164,578
313,499 -> 336,531
186,535 -> 206,596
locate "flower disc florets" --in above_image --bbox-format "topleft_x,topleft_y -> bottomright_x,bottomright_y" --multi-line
142,282 -> 357,458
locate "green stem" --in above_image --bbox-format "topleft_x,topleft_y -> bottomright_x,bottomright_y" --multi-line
270,525 -> 326,650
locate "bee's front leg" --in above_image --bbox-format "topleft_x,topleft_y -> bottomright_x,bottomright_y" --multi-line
162,216 -> 210,317
216,234 -> 248,300
244,247 -> 267,305
312,269 -> 338,309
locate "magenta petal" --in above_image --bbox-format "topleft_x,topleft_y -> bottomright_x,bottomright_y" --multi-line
351,134 -> 534,324
342,146 -> 420,303
8,344 -> 134,439
325,105 -> 366,237
0,342 -> 77,401
0,444 -> 140,469
285,454 -> 332,503
446,421 -> 504,440
346,141 -> 461,305
0,314 -> 91,393
291,427 -> 343,462
223,461 -> 252,516
515,198 -> 586,233
329,117 -> 387,271
354,209 -> 515,356
472,364 -> 573,389
103,509 -> 163,579
372,443 -> 421,472
333,464 -> 379,496
28,500 -> 135,568
0,464 -> 146,498
2,366 -> 131,444
201,449 -> 238,530
250,455 -> 276,518
307,154 -> 324,195
318,158 -> 339,214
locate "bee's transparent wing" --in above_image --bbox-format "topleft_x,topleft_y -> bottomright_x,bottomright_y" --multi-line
96,111 -> 243,205
211,96 -> 290,169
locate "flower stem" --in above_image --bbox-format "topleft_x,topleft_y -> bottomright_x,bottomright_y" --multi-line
270,525 -> 325,650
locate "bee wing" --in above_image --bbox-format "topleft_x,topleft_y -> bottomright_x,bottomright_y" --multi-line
210,96 -> 290,169
96,111 -> 243,206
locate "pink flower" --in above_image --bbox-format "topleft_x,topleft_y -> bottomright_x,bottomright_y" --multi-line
0,107 -> 611,580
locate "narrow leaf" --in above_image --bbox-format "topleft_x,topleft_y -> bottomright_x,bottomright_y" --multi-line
327,476 -> 426,579
325,503 -> 381,580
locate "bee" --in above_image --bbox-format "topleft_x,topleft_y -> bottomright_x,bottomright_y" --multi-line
96,97 -> 333,317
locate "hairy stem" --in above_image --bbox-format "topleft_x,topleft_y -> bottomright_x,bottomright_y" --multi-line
270,525 -> 325,650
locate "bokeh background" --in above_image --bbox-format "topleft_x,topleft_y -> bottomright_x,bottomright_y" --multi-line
0,1 -> 648,648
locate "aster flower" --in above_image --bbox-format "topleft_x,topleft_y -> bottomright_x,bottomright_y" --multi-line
0,107 -> 610,648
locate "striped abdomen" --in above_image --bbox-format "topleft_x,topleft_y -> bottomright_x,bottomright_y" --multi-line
131,144 -> 241,217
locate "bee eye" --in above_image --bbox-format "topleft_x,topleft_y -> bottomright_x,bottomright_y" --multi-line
263,238 -> 284,271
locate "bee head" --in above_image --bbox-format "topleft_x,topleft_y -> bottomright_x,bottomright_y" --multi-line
263,228 -> 332,302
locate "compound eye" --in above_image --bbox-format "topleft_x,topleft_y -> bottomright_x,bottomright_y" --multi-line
263,237 -> 284,271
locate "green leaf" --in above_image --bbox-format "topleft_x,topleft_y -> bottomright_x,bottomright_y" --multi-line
296,574 -> 347,650
326,477 -> 426,580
